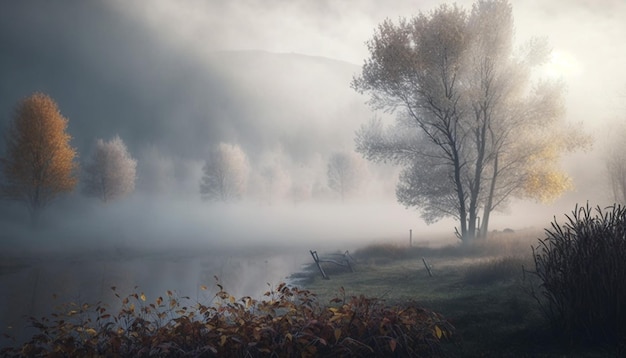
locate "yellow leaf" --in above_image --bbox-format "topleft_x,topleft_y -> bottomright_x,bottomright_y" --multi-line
434,325 -> 443,339
334,328 -> 342,342
140,293 -> 146,302
200,285 -> 208,291
85,328 -> 97,336
229,295 -> 235,304
220,335 -> 227,346
285,333 -> 292,342
329,313 -> 346,323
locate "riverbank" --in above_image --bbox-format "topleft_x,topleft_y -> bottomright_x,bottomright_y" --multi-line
295,232 -> 618,357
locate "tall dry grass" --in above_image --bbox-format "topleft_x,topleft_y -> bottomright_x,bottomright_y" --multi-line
532,204 -> 626,345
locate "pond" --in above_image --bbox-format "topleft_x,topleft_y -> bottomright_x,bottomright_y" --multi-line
0,245 -> 312,348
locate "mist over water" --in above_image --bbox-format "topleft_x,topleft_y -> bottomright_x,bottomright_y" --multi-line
0,193 -> 454,346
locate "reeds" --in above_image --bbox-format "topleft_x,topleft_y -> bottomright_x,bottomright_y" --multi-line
532,203 -> 626,345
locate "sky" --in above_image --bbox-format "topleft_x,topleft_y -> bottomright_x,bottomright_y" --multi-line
131,0 -> 625,126
0,0 -> 625,243
110,0 -> 626,212
112,0 -> 625,102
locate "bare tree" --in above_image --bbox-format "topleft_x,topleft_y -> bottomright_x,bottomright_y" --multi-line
353,0 -> 589,241
327,151 -> 366,201
200,142 -> 249,202
83,135 -> 137,202
0,93 -> 78,222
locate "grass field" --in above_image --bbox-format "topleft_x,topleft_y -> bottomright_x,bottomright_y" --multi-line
296,230 -> 620,357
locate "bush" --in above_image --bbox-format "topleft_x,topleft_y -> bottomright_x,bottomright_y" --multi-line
532,204 -> 626,345
2,281 -> 454,357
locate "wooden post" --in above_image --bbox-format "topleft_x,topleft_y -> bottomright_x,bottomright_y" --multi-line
310,250 -> 329,279
409,229 -> 413,247
422,257 -> 433,277
343,251 -> 354,272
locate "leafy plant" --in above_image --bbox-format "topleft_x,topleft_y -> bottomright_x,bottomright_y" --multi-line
532,203 -> 626,345
2,279 -> 454,357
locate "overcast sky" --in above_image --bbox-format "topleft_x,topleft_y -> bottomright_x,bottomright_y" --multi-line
111,0 -> 626,126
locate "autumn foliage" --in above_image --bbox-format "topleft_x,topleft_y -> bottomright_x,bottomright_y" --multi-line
0,93 -> 78,219
2,282 -> 454,357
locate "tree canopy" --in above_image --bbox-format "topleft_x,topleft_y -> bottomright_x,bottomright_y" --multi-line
352,0 -> 590,241
83,135 -> 137,202
200,142 -> 250,202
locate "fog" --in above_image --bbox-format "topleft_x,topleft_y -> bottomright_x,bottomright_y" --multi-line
1,0 -> 625,347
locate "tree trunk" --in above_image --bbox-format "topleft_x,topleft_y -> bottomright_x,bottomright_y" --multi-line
452,146 -> 468,240
481,153 -> 498,238
467,108 -> 489,242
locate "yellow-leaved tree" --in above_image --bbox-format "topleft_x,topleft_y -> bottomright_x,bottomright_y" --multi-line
0,93 -> 79,222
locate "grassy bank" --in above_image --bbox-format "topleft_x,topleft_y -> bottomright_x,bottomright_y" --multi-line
297,231 -> 618,357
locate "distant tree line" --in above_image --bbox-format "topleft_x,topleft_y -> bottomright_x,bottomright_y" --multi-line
0,93 -> 375,225
198,144 -> 369,203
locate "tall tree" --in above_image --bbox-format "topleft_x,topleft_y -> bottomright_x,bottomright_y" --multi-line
200,142 -> 249,202
353,4 -> 474,239
327,150 -> 365,201
353,0 -> 589,241
82,135 -> 137,202
0,93 -> 78,221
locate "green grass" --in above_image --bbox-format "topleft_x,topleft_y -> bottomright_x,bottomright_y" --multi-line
297,231 -> 621,357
